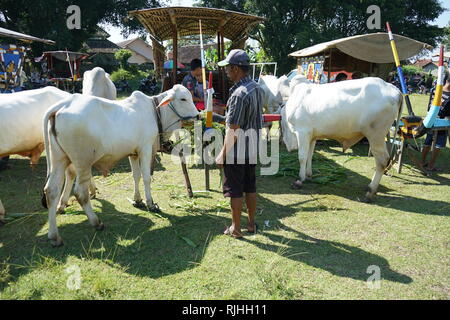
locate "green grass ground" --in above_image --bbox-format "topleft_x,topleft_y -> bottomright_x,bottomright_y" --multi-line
0,94 -> 448,299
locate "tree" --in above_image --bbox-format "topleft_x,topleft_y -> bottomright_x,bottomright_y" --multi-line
115,49 -> 133,70
443,23 -> 450,51
0,0 -> 161,55
200,0 -> 445,74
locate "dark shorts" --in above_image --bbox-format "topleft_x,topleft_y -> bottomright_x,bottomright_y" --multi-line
223,164 -> 257,198
424,131 -> 448,149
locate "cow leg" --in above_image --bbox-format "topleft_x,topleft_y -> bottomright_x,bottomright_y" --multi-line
292,130 -> 311,189
29,143 -> 45,168
74,169 -> 103,231
140,147 -> 159,212
129,155 -> 144,207
57,165 -> 76,213
44,159 -> 68,247
89,178 -> 97,199
364,136 -> 390,202
306,139 -> 316,179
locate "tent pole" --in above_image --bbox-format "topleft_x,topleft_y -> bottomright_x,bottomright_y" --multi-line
172,29 -> 178,85
327,49 -> 332,83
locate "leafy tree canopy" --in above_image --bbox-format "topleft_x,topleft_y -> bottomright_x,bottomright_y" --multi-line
199,0 -> 445,74
0,0 -> 161,55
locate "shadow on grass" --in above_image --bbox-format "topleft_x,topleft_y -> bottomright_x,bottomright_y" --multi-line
245,195 -> 412,284
261,145 -> 449,217
1,193 -> 412,293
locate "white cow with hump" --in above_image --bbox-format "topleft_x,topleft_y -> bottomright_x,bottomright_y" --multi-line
281,77 -> 402,202
43,85 -> 198,246
54,67 -> 117,213
0,67 -> 115,223
82,67 -> 117,100
258,75 -> 290,114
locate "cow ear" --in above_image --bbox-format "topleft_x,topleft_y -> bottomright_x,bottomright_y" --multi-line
158,91 -> 175,107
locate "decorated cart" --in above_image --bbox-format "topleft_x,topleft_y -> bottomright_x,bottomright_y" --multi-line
35,51 -> 88,92
0,27 -> 55,93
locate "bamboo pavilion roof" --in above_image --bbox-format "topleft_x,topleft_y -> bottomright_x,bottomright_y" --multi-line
129,6 -> 264,42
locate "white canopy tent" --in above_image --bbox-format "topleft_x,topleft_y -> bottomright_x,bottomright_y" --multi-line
0,27 -> 55,45
289,33 -> 432,81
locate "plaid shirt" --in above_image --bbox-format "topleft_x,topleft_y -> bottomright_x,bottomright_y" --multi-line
226,76 -> 264,130
225,76 -> 264,162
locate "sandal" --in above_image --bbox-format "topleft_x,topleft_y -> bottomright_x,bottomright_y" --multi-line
223,226 -> 243,238
247,222 -> 259,234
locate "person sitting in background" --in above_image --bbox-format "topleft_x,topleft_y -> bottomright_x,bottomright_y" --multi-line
335,73 -> 348,82
421,72 -> 450,171
182,58 -> 204,104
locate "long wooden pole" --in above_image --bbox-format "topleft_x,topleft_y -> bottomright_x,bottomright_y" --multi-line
423,45 -> 445,129
387,22 -> 414,116
172,27 -> 178,85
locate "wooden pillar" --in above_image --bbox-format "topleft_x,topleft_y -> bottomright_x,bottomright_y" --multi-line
220,31 -> 227,101
169,9 -> 178,85
172,29 -> 178,85
217,31 -> 222,99
327,48 -> 332,83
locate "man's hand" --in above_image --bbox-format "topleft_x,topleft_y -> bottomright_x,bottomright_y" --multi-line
215,152 -> 225,168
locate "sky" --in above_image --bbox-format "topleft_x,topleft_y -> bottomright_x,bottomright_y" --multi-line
104,0 -> 450,48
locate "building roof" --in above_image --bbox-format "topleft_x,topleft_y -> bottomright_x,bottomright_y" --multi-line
84,38 -> 119,53
129,6 -> 264,42
289,33 -> 431,64
116,37 -> 153,61
413,59 -> 437,68
0,27 -> 55,44
177,43 -> 216,64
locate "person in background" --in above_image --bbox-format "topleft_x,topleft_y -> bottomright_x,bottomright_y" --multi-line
182,58 -> 204,104
421,71 -> 450,171
335,73 -> 348,82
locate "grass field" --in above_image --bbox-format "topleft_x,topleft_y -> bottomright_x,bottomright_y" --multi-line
0,94 -> 449,299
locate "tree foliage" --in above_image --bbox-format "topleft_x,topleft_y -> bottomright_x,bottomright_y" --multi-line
199,0 -> 445,74
0,0 -> 161,55
115,49 -> 133,70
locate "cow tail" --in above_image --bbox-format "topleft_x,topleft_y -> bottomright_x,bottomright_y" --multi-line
43,99 -> 70,180
41,99 -> 70,209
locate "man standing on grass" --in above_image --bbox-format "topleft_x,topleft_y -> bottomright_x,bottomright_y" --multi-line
215,49 -> 264,239
421,72 -> 450,171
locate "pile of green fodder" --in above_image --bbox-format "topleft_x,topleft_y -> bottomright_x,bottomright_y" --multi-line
274,150 -> 347,185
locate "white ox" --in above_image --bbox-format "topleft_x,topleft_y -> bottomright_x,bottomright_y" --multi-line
0,87 -> 70,224
0,67 -> 115,223
54,67 -> 117,213
43,85 -> 198,246
82,67 -> 117,100
281,77 -> 402,202
258,75 -> 290,114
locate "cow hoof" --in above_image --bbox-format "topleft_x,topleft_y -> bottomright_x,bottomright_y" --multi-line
132,200 -> 146,209
361,196 -> 372,203
50,236 -> 64,247
95,222 -> 105,231
291,180 -> 303,189
0,219 -> 5,227
147,203 -> 161,213
56,207 -> 66,215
